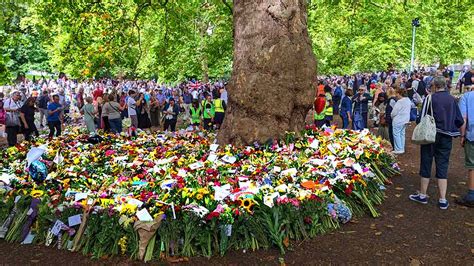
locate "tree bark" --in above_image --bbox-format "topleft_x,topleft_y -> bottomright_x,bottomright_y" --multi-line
218,0 -> 317,145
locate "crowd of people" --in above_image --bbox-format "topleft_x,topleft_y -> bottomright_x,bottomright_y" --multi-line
0,78 -> 228,144
312,66 -> 474,209
0,65 -> 473,209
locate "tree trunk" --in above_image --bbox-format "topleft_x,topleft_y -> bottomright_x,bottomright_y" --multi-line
218,0 -> 317,145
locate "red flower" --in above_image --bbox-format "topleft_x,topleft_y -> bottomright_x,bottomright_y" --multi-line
345,183 -> 354,195
304,216 -> 313,224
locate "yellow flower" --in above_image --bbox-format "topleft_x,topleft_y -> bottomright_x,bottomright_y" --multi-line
120,203 -> 137,214
73,158 -> 80,164
196,194 -> 203,200
30,189 -> 44,198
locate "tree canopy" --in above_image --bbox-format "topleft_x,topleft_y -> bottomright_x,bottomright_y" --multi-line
1,0 -> 473,84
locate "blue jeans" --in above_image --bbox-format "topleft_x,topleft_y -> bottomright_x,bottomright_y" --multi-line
341,115 -> 349,129
420,133 -> 452,179
392,124 -> 407,152
109,118 -> 123,133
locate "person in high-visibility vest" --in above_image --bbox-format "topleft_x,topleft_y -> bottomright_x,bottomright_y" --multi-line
202,94 -> 215,131
314,94 -> 326,128
213,97 -> 226,130
189,99 -> 202,130
324,90 -> 333,127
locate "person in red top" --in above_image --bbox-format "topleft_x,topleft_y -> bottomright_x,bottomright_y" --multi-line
92,85 -> 104,101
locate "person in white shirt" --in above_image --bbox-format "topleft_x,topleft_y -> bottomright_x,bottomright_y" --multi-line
3,91 -> 23,146
127,90 -> 138,128
391,89 -> 412,154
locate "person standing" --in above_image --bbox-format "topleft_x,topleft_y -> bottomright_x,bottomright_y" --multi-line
457,85 -> 474,207
339,89 -> 353,129
409,77 -> 464,210
19,97 -> 39,141
390,89 -> 411,154
100,93 -> 111,132
324,89 -> 333,127
182,89 -> 193,121
47,95 -> 63,139
149,91 -> 161,129
136,93 -> 151,132
333,81 -> 343,116
352,85 -> 371,130
385,89 -> 397,149
213,96 -> 226,130
202,94 -> 215,131
163,98 -> 180,132
127,90 -> 138,129
189,99 -> 202,130
103,94 -> 123,134
4,91 -> 23,146
37,90 -> 50,128
220,86 -> 228,105
80,97 -> 97,134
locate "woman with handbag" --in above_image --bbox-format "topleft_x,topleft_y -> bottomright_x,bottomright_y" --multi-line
4,91 -> 23,146
80,97 -> 97,134
409,77 -> 464,210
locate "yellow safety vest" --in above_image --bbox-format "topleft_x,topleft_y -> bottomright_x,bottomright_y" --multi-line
214,99 -> 224,113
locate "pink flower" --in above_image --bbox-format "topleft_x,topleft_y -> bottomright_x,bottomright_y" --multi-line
105,150 -> 116,157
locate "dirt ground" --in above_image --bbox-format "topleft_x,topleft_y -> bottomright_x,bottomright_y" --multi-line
0,124 -> 473,265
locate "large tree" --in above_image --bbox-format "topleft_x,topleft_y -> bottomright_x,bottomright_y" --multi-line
218,0 -> 317,145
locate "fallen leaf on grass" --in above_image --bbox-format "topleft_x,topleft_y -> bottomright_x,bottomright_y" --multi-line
375,231 -> 382,236
385,224 -> 395,228
395,187 -> 404,191
409,258 -> 423,266
395,214 -> 404,219
434,233 -> 441,237
458,181 -> 466,185
450,193 -> 459,198
370,223 -> 377,230
283,237 -> 290,247
166,257 -> 189,263
30,260 -> 40,264
395,194 -> 401,198
465,222 -> 474,227
340,231 -> 357,234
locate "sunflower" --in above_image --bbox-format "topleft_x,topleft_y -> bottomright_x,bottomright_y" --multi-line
240,198 -> 255,213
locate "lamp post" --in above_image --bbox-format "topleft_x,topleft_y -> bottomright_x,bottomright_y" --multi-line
410,18 -> 420,73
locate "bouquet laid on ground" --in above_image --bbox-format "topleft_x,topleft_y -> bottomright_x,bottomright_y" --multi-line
0,125 -> 399,261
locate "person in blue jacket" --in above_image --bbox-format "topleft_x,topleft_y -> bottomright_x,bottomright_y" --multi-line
339,89 -> 353,129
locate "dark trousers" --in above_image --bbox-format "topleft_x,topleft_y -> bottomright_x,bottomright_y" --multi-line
163,118 -> 177,132
203,118 -> 213,130
388,123 -> 394,149
48,120 -> 61,138
23,125 -> 39,141
420,133 -> 453,179
6,125 -> 19,146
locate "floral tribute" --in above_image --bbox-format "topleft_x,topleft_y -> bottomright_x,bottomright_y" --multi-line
0,125 -> 399,261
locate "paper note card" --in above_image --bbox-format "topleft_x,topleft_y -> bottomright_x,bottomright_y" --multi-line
68,214 -> 82,227
74,192 -> 88,202
221,155 -> 237,164
136,208 -> 153,222
210,144 -> 219,152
